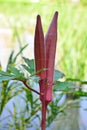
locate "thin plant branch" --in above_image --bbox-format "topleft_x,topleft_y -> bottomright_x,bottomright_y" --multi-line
23,80 -> 41,96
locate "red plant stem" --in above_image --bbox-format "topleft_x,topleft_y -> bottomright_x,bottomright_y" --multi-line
24,79 -> 47,130
39,79 -> 47,130
23,80 -> 41,95
41,101 -> 47,130
41,94 -> 48,130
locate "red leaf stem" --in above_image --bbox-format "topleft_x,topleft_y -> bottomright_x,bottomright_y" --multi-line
23,80 -> 41,95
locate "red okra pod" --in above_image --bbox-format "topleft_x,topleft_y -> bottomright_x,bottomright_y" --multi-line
34,15 -> 46,100
45,12 -> 58,102
34,12 -> 58,103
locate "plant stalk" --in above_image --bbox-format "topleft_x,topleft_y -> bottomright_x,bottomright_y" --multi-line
23,80 -> 41,95
41,96 -> 48,130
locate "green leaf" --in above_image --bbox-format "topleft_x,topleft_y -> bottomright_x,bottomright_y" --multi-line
0,71 -> 16,82
0,71 -> 11,76
54,70 -> 65,81
30,75 -> 40,83
22,64 -> 34,74
53,81 -> 75,92
22,64 -> 30,72
0,75 -> 15,82
7,50 -> 14,66
28,59 -> 34,69
0,66 -> 25,81
8,66 -> 25,80
6,44 -> 28,69
22,57 -> 35,74
9,66 -> 20,75
0,70 -> 17,82
23,57 -> 34,69
13,44 -> 28,62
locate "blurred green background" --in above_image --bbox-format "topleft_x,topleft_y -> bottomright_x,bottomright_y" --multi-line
0,0 -> 87,80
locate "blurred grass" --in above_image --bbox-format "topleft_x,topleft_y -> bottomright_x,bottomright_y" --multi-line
0,0 -> 87,79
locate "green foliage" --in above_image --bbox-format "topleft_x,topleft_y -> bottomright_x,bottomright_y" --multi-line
0,67 -> 25,82
54,70 -> 65,81
0,45 -> 42,129
47,94 -> 63,127
0,81 -> 23,115
7,44 -> 28,68
0,44 -> 28,115
0,48 -> 87,130
0,45 -> 78,129
54,81 -> 75,92
22,57 -> 35,75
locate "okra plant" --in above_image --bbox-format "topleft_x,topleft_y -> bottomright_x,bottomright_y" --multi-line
0,11 -> 57,130
34,11 -> 58,130
0,11 -> 87,130
0,11 -> 60,130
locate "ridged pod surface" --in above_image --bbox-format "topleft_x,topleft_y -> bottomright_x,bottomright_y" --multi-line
34,15 -> 46,100
45,12 -> 58,102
